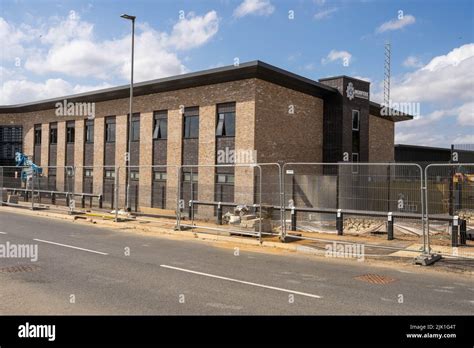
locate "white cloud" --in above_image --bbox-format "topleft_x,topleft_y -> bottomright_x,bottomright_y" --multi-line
376,14 -> 415,33
321,49 -> 352,66
403,56 -> 423,68
168,11 -> 219,50
457,102 -> 474,126
24,11 -> 217,79
382,44 -> 474,147
390,44 -> 474,104
0,78 -> 112,104
453,134 -> 474,144
233,0 -> 275,18
0,10 -> 219,104
41,11 -> 93,46
314,8 -> 338,20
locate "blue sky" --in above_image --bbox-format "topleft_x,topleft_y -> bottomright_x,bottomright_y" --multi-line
1,0 -> 473,147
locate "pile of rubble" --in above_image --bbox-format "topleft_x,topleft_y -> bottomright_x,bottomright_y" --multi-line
223,204 -> 273,232
343,217 -> 385,234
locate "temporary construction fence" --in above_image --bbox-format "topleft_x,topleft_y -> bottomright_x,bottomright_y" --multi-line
1,162 -> 473,259
425,163 -> 474,256
281,162 -> 426,254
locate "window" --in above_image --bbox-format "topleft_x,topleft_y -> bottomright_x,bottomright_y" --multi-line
49,123 -> 58,144
153,111 -> 168,140
66,121 -> 75,143
85,120 -> 94,143
184,116 -> 199,139
130,171 -> 139,180
34,125 -> 42,145
183,107 -> 199,139
130,115 -> 140,142
66,167 -> 74,176
216,174 -> 234,184
84,169 -> 93,177
105,169 -> 115,178
183,173 -> 198,182
352,110 -> 360,131
216,103 -> 236,137
105,117 -> 116,142
154,171 -> 167,181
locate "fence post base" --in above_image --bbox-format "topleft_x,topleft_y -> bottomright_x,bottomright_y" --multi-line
336,209 -> 343,235
290,208 -> 296,231
387,212 -> 394,240
451,216 -> 459,247
414,253 -> 442,266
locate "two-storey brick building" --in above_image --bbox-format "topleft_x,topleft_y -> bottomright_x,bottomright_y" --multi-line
0,61 -> 411,212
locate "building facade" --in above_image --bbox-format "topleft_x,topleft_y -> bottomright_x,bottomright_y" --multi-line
0,61 -> 411,212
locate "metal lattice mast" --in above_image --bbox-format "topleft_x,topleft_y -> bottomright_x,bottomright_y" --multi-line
384,42 -> 391,107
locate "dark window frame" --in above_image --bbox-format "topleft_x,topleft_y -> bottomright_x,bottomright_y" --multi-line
352,110 -> 360,131
153,111 -> 168,140
130,114 -> 140,142
216,103 -> 236,137
34,125 -> 42,145
66,121 -> 75,143
105,117 -> 116,143
85,120 -> 94,143
49,123 -> 58,145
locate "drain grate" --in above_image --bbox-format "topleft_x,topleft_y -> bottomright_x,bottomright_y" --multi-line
355,274 -> 396,284
0,264 -> 41,273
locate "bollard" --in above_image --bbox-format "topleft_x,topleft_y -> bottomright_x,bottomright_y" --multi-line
217,202 -> 223,225
459,219 -> 467,245
452,215 -> 459,247
66,193 -> 70,207
188,200 -> 194,220
51,192 -> 56,205
98,194 -> 103,209
387,212 -> 394,240
336,209 -> 343,235
290,208 -> 297,231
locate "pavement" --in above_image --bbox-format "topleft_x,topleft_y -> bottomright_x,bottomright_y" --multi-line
0,209 -> 473,315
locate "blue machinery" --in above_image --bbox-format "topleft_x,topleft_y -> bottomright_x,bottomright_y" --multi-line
15,152 -> 42,181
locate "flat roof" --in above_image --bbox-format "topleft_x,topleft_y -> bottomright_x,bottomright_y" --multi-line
318,75 -> 371,84
0,60 -> 337,113
0,60 -> 412,122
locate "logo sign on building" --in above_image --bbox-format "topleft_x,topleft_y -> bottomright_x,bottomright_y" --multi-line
346,82 -> 368,101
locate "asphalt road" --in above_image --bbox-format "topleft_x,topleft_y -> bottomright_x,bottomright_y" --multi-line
0,211 -> 472,315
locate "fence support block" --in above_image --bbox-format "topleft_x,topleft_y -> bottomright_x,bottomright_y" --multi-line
452,215 -> 459,247
217,202 -> 223,225
459,218 -> 467,245
336,209 -> 343,235
290,208 -> 296,231
387,212 -> 394,240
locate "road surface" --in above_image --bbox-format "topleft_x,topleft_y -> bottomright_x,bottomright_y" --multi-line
0,211 -> 472,315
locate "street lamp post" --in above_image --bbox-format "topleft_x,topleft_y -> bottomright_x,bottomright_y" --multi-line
120,14 -> 136,212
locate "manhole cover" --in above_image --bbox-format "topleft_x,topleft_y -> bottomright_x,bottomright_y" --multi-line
355,274 -> 396,284
0,264 -> 41,273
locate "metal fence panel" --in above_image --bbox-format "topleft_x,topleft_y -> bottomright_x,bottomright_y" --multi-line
282,162 -> 425,254
425,163 -> 474,257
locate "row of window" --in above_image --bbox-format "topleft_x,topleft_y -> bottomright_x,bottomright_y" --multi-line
88,170 -> 234,184
33,103 -> 237,146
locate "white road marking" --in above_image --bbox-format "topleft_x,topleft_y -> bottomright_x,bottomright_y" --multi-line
33,239 -> 108,255
0,232 -> 7,234
160,264 -> 321,299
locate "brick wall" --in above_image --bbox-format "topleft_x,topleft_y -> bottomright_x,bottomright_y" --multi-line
368,114 -> 394,162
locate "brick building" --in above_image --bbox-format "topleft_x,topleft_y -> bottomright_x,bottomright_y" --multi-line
0,61 -> 411,212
